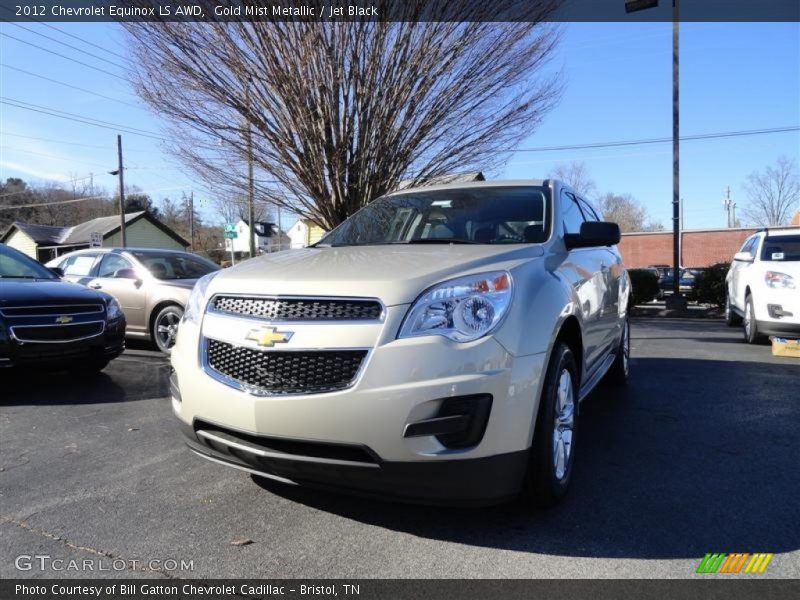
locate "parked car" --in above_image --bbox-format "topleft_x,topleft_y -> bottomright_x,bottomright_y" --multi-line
170,180 -> 630,507
0,243 -> 125,371
648,264 -> 671,279
726,228 -> 800,343
658,268 -> 702,299
47,248 -> 219,353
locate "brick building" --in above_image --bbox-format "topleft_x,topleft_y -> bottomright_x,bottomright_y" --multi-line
619,224 -> 799,268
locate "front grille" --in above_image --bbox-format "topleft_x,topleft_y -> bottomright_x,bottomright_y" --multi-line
206,339 -> 367,395
210,296 -> 382,321
11,322 -> 104,342
0,304 -> 103,318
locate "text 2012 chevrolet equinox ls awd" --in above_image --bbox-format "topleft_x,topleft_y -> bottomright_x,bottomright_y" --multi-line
170,180 -> 630,507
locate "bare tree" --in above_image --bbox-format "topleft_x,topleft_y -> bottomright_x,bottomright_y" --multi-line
549,161 -> 596,197
742,156 -> 800,227
124,2 -> 562,230
598,193 -> 663,233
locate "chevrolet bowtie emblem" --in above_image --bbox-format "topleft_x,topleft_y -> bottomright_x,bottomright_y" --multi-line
55,315 -> 74,324
245,327 -> 293,348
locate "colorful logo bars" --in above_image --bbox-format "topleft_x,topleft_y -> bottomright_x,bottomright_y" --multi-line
697,553 -> 774,574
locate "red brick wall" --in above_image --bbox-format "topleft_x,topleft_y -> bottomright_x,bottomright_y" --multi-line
618,228 -> 760,268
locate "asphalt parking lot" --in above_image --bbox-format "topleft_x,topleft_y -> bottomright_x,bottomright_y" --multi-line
1,319 -> 798,579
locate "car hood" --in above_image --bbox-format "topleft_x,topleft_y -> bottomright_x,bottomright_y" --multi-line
208,245 -> 543,306
0,279 -> 107,308
159,278 -> 201,291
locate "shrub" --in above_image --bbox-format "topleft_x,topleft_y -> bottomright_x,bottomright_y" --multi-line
627,268 -> 660,308
693,262 -> 730,307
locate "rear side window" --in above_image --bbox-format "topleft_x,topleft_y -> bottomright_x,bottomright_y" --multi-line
62,254 -> 98,276
761,235 -> 800,261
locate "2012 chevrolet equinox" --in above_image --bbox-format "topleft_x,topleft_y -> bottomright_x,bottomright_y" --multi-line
170,180 -> 630,507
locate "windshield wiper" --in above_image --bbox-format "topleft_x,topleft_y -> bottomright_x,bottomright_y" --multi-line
404,238 -> 479,245
0,275 -> 51,279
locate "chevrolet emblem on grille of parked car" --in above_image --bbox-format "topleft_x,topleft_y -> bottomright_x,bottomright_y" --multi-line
55,315 -> 74,324
245,327 -> 293,348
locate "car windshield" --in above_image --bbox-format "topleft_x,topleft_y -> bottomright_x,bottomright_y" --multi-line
0,245 -> 57,279
760,235 -> 800,261
131,251 -> 219,280
318,186 -> 550,247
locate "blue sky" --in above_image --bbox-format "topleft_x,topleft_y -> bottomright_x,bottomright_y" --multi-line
1,21 -> 798,229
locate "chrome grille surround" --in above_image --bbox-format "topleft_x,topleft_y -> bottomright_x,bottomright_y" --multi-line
208,295 -> 384,322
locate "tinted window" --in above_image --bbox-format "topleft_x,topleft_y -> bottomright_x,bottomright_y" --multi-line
97,254 -> 134,278
62,254 -> 98,276
578,198 -> 601,222
561,192 -> 586,235
131,251 -> 219,280
0,245 -> 57,279
761,235 -> 800,261
320,186 -> 550,246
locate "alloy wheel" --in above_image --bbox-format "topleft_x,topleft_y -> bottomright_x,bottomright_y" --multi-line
552,369 -> 575,481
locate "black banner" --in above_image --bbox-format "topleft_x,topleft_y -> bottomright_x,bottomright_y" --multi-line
3,580 -> 800,600
2,0 -> 800,23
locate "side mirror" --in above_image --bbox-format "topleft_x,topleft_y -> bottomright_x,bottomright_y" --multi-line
565,221 -> 621,249
114,268 -> 140,280
733,252 -> 754,262
50,267 -> 64,278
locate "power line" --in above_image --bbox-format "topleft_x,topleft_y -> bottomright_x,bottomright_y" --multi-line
515,126 -> 800,153
0,174 -> 97,199
0,132 -> 154,154
0,97 -> 169,141
1,21 -> 133,73
0,5 -> 130,62
0,146 -> 112,168
0,186 -> 184,210
0,31 -> 128,81
1,63 -> 141,109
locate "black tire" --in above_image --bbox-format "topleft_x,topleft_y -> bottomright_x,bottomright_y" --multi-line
743,294 -> 764,344
524,342 -> 579,508
725,294 -> 742,326
605,318 -> 630,386
153,305 -> 184,354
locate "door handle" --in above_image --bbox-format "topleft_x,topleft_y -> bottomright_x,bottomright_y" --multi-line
89,283 -> 102,289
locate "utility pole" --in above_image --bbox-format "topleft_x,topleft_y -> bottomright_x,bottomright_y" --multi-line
668,0 -> 684,307
109,135 -> 127,248
189,191 -> 195,251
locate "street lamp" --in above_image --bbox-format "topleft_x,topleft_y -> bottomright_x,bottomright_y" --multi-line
626,0 -> 686,308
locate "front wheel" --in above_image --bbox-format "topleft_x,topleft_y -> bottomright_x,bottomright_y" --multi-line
524,342 -> 579,508
153,305 -> 184,354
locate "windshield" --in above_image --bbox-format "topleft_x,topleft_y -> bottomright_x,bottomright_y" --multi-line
318,186 -> 550,247
760,235 -> 800,261
0,244 -> 58,279
131,251 -> 219,280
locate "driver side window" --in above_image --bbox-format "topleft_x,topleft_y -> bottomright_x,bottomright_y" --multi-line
97,254 -> 133,278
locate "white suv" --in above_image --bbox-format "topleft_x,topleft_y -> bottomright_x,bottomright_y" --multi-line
726,228 -> 800,343
170,180 -> 630,507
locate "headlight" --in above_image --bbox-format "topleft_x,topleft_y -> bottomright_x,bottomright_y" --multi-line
106,297 -> 123,321
183,271 -> 219,325
398,271 -> 513,342
765,271 -> 796,289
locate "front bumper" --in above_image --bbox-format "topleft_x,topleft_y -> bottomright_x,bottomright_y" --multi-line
171,306 -> 547,503
0,318 -> 125,369
179,418 -> 528,506
753,290 -> 800,337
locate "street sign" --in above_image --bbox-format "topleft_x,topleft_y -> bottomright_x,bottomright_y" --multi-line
89,232 -> 102,247
224,231 -> 238,239
223,223 -> 237,233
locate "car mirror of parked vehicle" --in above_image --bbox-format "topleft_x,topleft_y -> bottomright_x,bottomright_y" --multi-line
49,266 -> 64,278
733,251 -> 754,263
114,267 -> 141,281
564,221 -> 621,250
